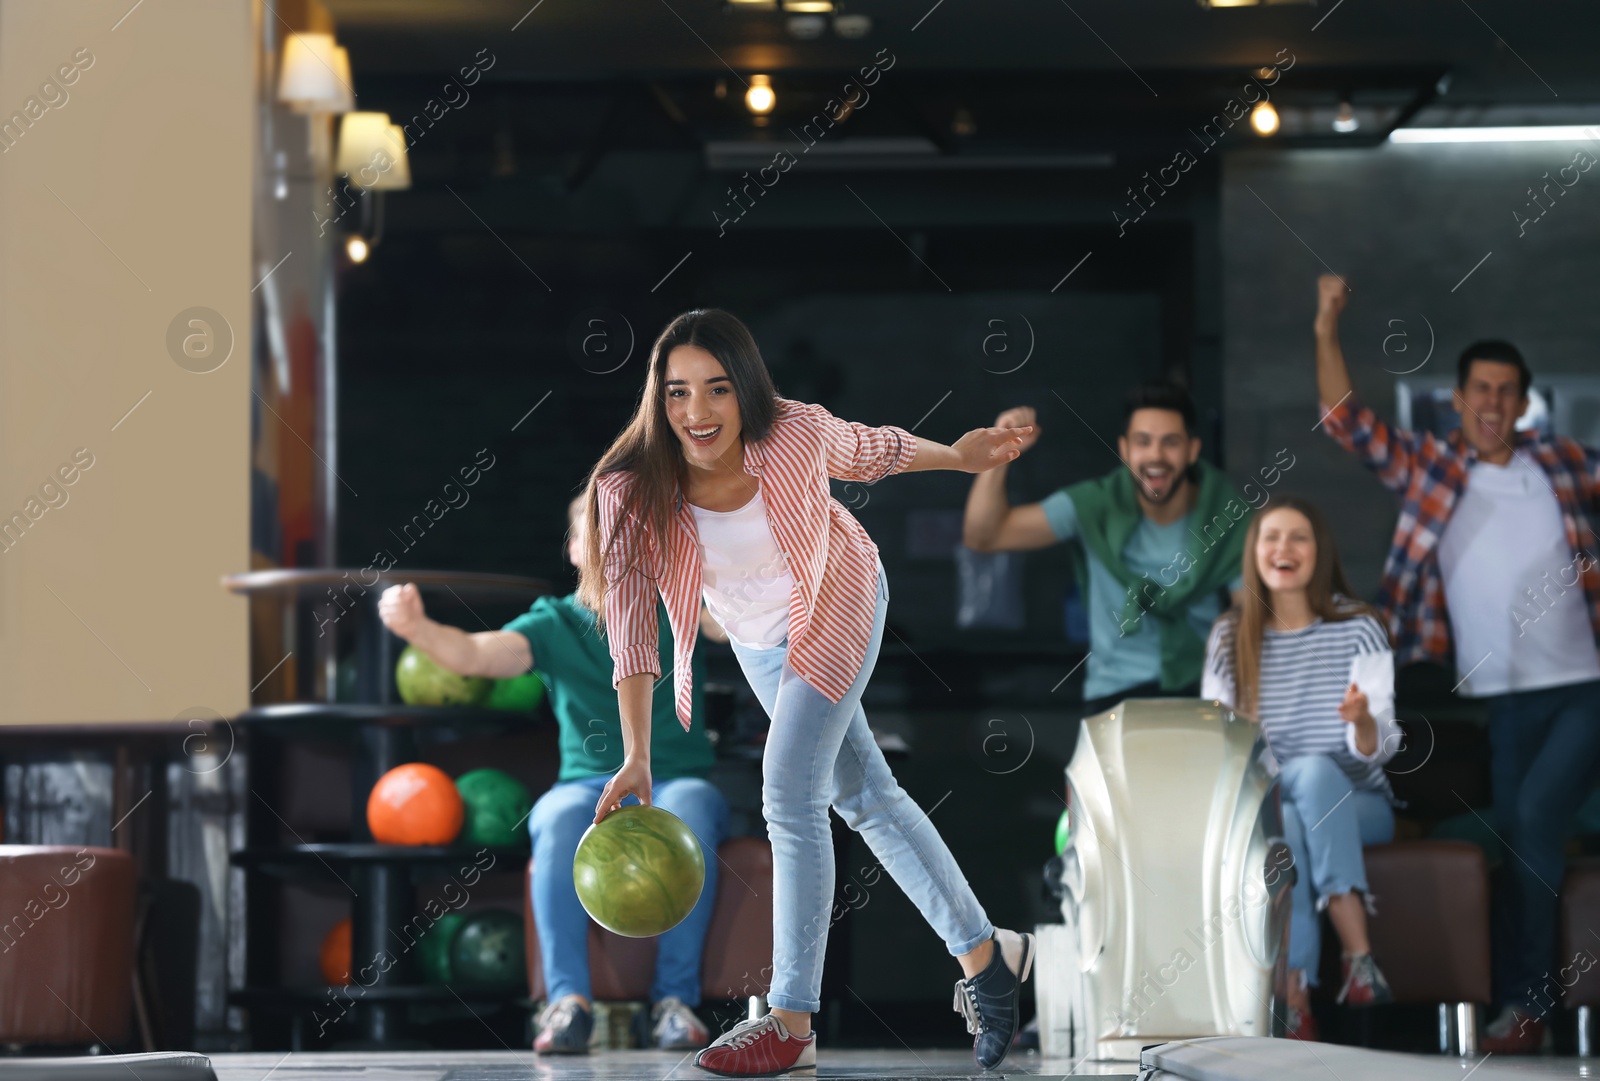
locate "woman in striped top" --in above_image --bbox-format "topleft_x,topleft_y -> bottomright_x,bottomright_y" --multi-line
1201,497 -> 1403,1042
575,309 -> 1037,1075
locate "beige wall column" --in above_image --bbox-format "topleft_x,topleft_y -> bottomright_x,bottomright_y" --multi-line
0,0 -> 255,723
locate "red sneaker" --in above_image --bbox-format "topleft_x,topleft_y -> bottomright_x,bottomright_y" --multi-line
1482,1007 -> 1548,1054
694,1013 -> 817,1076
1336,953 -> 1394,1007
1284,1005 -> 1319,1042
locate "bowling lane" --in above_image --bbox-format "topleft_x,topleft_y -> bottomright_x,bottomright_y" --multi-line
203,1049 -> 1600,1080
205,1048 -> 1138,1080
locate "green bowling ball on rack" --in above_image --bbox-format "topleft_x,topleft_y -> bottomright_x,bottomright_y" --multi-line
449,909 -> 526,987
416,910 -> 465,984
395,645 -> 493,707
455,768 -> 534,848
486,671 -> 546,712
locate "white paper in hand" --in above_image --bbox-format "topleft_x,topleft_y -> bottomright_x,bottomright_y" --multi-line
1348,651 -> 1393,714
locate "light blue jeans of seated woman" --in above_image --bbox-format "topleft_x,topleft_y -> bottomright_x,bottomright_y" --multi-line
727,555 -> 995,1014
1278,754 -> 1395,984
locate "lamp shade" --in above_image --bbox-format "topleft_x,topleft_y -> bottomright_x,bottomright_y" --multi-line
279,33 -> 354,113
336,112 -> 410,190
375,124 -> 412,190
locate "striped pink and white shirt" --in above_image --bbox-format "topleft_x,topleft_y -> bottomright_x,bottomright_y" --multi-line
595,397 -> 918,730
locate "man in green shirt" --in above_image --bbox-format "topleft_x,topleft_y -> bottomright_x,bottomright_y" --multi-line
378,495 -> 729,1054
964,381 -> 1252,712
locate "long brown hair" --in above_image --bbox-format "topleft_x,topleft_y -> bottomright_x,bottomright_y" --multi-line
573,309 -> 780,627
1224,496 -> 1382,716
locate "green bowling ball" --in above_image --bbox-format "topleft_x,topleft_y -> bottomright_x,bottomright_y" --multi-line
573,804 -> 705,939
416,911 -> 465,984
395,645 -> 493,707
449,909 -> 526,987
1054,806 -> 1072,855
486,671 -> 546,712
455,768 -> 534,848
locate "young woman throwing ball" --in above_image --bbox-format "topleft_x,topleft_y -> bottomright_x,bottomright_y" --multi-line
576,309 -> 1035,1075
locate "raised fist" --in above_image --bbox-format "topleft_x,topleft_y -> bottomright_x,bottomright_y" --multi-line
377,583 -> 427,641
1315,274 -> 1349,329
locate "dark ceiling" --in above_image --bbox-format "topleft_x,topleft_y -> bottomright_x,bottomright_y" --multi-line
319,0 -> 1600,173
327,0 -> 1599,102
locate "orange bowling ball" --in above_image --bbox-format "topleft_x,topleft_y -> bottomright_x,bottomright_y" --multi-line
367,763 -> 464,846
320,918 -> 352,985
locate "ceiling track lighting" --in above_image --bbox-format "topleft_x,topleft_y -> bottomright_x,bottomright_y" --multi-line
1250,101 -> 1280,136
744,74 -> 775,116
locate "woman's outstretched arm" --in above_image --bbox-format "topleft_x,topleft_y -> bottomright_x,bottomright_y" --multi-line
801,398 -> 1028,481
901,427 -> 1033,474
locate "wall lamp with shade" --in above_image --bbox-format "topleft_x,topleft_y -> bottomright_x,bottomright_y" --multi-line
335,113 -> 411,262
278,32 -> 355,167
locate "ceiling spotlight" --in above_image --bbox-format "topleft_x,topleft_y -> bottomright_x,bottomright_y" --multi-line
785,13 -> 826,37
726,0 -> 777,8
1333,101 -> 1359,133
782,0 -> 833,10
346,236 -> 369,263
833,13 -> 871,36
1250,101 -> 1279,136
745,74 -> 775,115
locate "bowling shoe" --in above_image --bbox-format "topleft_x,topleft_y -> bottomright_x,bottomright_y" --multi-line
1482,1006 -> 1550,1054
952,928 -> 1036,1071
646,996 -> 711,1050
533,994 -> 593,1054
694,1013 -> 816,1075
1334,952 -> 1393,1007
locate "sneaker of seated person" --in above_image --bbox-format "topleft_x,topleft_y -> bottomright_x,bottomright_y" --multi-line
694,1012 -> 816,1076
647,996 -> 711,1050
1284,1005 -> 1319,1042
1482,1006 -> 1549,1054
533,994 -> 593,1054
1335,952 -> 1394,1007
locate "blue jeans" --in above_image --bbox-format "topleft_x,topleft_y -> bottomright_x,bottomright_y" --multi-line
727,556 -> 994,1014
1487,677 -> 1600,1008
528,774 -> 729,1005
1277,755 -> 1395,984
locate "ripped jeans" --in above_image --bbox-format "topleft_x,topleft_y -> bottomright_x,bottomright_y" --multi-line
1278,754 -> 1394,984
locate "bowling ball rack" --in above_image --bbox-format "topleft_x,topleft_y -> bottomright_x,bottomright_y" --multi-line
228,704 -> 533,1050
223,570 -> 554,1051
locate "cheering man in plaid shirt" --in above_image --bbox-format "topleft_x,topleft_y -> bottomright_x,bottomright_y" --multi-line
1314,274 -> 1600,1053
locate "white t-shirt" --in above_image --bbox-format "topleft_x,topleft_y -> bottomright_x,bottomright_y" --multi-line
688,486 -> 796,650
1435,449 -> 1600,697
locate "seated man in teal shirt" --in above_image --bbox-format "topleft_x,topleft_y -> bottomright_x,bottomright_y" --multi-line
378,494 -> 730,1054
964,381 -> 1258,712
